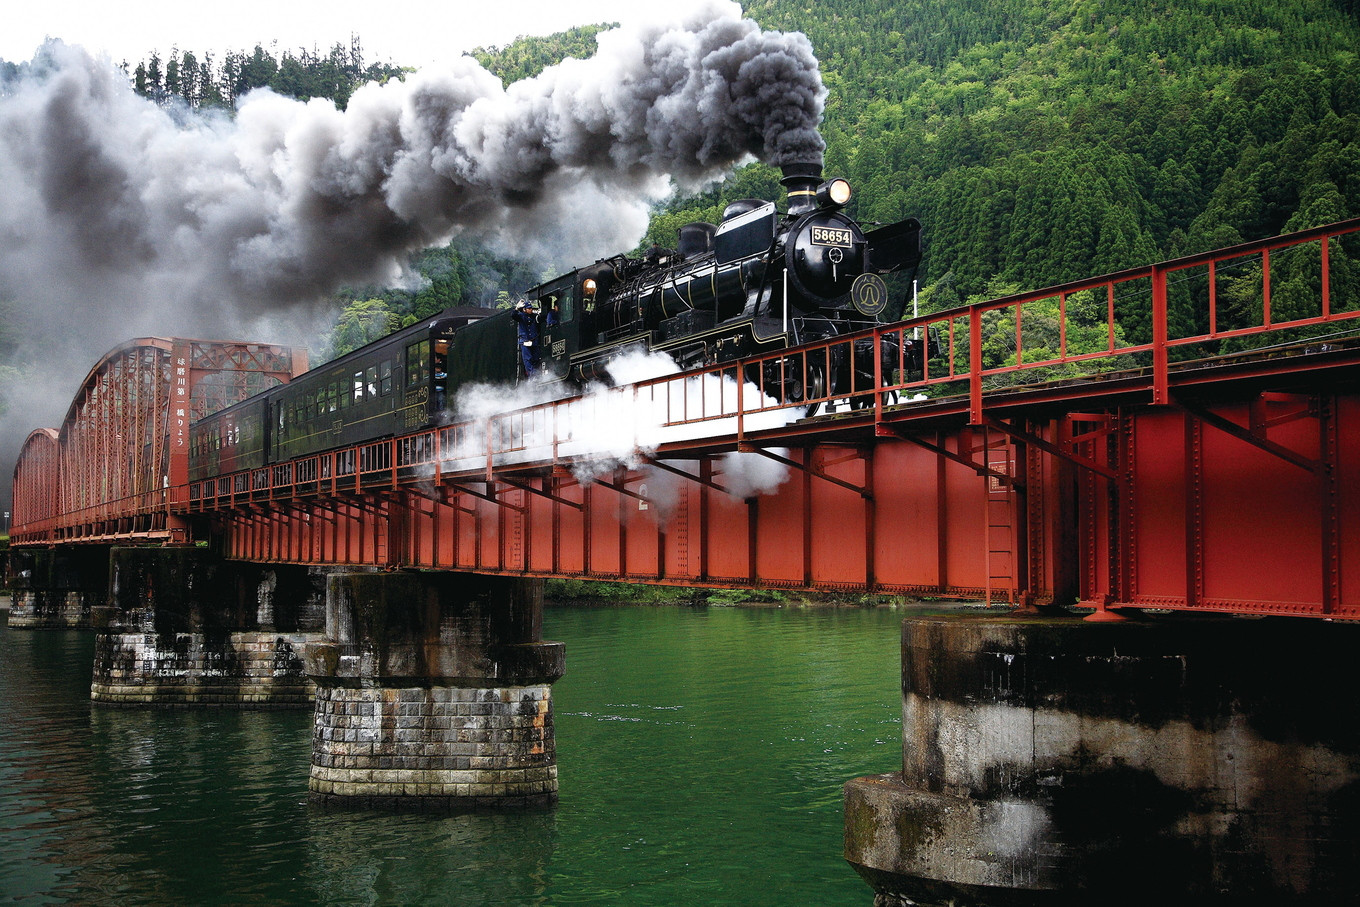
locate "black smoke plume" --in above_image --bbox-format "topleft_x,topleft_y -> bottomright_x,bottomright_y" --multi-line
0,0 -> 824,337
0,0 -> 826,509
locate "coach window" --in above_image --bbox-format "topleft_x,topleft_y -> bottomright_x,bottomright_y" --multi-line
380,360 -> 393,395
407,340 -> 429,389
366,366 -> 378,398
354,370 -> 365,402
433,340 -> 449,410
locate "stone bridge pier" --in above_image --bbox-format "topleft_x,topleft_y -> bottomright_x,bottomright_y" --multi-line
8,546 -> 110,628
92,547 -> 324,706
305,571 -> 564,809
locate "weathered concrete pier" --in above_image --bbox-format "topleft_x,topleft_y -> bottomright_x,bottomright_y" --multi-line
11,545 -> 565,808
91,548 -> 323,707
845,613 -> 1360,905
8,546 -> 108,629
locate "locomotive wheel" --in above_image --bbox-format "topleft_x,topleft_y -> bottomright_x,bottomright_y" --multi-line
788,362 -> 825,402
751,356 -> 828,416
784,358 -> 826,415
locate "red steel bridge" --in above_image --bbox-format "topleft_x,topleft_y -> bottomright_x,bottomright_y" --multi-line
12,219 -> 1360,619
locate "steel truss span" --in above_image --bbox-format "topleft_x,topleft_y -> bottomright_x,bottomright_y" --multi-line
14,219 -> 1360,619
11,339 -> 306,545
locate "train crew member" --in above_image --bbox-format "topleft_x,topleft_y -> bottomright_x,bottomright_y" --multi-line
433,346 -> 448,411
513,297 -> 540,377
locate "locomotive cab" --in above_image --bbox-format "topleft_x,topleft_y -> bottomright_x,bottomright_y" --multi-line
529,277 -> 580,380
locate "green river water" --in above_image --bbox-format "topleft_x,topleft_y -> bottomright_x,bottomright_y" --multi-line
0,604 -> 906,905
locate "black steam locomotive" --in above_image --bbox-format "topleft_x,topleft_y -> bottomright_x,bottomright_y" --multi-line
485,162 -> 924,398
189,162 -> 923,480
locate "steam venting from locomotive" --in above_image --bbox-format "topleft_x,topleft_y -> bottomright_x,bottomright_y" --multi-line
449,349 -> 794,515
0,0 -> 825,349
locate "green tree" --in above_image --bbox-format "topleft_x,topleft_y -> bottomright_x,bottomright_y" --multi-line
165,51 -> 180,98
328,298 -> 402,358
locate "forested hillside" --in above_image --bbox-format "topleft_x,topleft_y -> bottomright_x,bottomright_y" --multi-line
735,0 -> 1360,305
42,0 -> 1360,357
123,38 -> 407,109
333,0 -> 1360,355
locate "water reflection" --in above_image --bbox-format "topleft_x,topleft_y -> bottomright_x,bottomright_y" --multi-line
304,809 -> 558,906
1,605 -> 904,905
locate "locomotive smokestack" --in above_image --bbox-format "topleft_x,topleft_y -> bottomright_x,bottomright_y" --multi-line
780,162 -> 823,216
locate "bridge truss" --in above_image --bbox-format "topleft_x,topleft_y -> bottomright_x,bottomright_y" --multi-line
11,339 -> 305,544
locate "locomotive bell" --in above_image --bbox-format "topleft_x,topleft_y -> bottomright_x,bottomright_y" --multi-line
780,162 -> 823,216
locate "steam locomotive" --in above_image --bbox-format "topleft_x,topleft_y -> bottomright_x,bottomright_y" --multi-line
189,162 -> 924,480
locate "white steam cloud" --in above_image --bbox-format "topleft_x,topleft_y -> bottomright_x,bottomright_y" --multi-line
448,350 -> 796,517
0,0 -> 824,339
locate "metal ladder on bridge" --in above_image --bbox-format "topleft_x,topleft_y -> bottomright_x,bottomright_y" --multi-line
984,443 -> 1016,606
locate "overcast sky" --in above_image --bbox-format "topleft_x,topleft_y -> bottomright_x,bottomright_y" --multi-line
1,0 -> 649,69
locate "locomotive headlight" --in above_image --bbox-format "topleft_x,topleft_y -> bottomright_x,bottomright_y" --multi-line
817,178 -> 853,209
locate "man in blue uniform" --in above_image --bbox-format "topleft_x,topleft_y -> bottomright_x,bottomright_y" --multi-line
513,298 -> 540,378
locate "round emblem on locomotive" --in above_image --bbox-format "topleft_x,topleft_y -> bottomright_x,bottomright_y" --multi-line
850,273 -> 889,316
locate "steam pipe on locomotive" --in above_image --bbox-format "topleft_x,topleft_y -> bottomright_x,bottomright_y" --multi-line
525,162 -> 930,410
